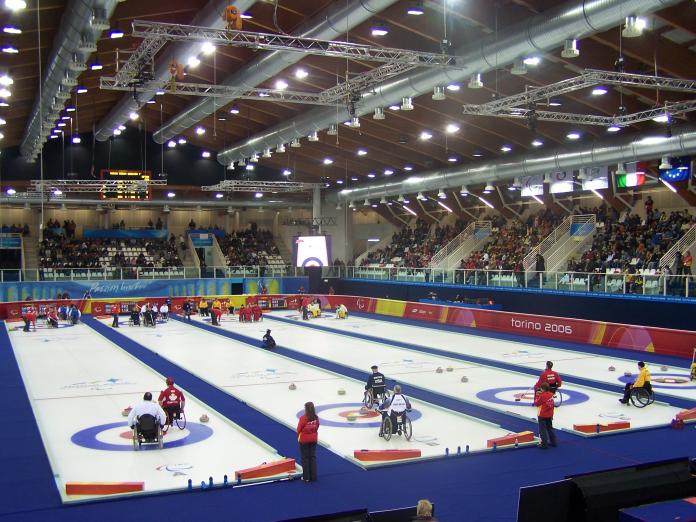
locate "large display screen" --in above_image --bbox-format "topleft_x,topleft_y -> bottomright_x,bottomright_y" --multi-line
99,169 -> 152,200
293,236 -> 331,267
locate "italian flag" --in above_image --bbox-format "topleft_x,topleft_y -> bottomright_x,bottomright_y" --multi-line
616,162 -> 646,188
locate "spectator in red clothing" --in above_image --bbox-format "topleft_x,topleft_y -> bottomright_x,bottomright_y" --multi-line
534,383 -> 557,449
534,361 -> 562,394
296,401 -> 320,483
158,377 -> 185,429
240,304 -> 252,322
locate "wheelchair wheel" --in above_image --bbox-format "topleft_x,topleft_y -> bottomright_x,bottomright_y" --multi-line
158,426 -> 164,449
382,417 -> 393,441
132,429 -> 138,451
402,416 -> 412,441
175,410 -> 186,430
630,388 -> 654,408
363,389 -> 373,409
553,391 -> 563,408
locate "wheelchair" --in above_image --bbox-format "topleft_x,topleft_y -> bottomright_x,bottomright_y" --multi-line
164,405 -> 186,431
363,387 -> 390,409
629,384 -> 655,408
379,410 -> 412,442
132,414 -> 164,450
550,386 -> 563,408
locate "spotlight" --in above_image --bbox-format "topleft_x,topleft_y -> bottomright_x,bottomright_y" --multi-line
229,107 -> 240,114
201,42 -> 216,55
446,123 -> 460,134
282,169 -> 292,176
323,157 -> 333,165
167,140 -> 176,148
76,85 -> 87,94
531,139 -> 543,147
201,151 -> 211,158
178,137 -> 186,145
89,61 -> 102,70
195,126 -> 205,135
129,111 -> 139,121
607,125 -> 621,133
384,169 -> 393,176
401,97 -> 413,111
523,56 -> 540,66
167,192 -> 176,198
446,84 -> 461,92
432,86 -> 446,101
187,56 -> 201,68
276,143 -> 286,153
275,79 -> 288,90
290,138 -> 301,148
566,131 -> 581,140
500,145 -> 512,152
659,156 -> 672,170
295,68 -> 308,79
109,28 -> 124,39
371,22 -> 389,37
308,131 -> 319,142
327,124 -> 338,135
215,193 -> 224,199
357,149 -> 367,156
419,130 -> 432,140
622,16 -> 646,38
407,1 -> 424,15
3,25 -> 22,34
592,86 -> 608,96
373,107 -> 385,120
71,134 -> 81,144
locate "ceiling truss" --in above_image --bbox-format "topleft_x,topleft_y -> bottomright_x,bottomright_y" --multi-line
201,180 -> 320,193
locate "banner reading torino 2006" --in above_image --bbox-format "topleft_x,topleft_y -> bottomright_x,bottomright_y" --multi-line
315,295 -> 696,359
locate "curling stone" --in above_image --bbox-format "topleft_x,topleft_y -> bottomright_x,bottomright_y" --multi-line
661,365 -> 669,371
337,388 -> 346,395
199,414 -> 209,423
608,366 -> 616,372
359,406 -> 369,415
121,406 -> 132,417
460,376 -> 469,383
288,383 -> 297,390
436,367 -> 444,374
446,367 -> 454,372
624,371 -> 632,377
346,414 -> 357,422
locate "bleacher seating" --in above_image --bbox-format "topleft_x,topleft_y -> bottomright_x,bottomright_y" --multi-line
218,226 -> 284,269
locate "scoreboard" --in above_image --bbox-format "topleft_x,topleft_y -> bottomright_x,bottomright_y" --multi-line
99,169 -> 152,200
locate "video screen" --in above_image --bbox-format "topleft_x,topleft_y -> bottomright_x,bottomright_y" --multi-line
294,236 -> 331,267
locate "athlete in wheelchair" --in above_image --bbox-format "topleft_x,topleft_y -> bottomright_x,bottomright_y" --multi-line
128,392 -> 168,450
620,361 -> 655,408
363,365 -> 390,409
378,384 -> 413,441
535,361 -> 563,407
158,377 -> 186,431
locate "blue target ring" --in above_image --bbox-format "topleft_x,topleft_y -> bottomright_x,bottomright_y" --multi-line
300,402 -> 422,428
617,373 -> 696,389
476,387 -> 590,407
71,421 -> 213,451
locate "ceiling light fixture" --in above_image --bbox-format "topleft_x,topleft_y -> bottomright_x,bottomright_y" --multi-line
661,178 -> 677,193
201,42 -> 216,55
401,97 -> 413,111
653,112 -> 670,123
89,61 -> 102,70
71,134 -> 81,144
3,25 -> 21,34
177,137 -> 186,145
407,1 -> 424,15
371,22 -> 389,36
275,79 -> 288,90
438,201 -> 453,213
166,192 -> 175,198
327,124 -> 338,135
282,169 -> 292,176
607,125 -> 621,133
129,111 -> 138,121
357,148 -> 367,156
388,104 -> 400,111
308,131 -> 319,142
367,173 -> 376,178
201,151 -> 211,158
195,126 -> 205,135
349,116 -> 360,128
263,148 -> 272,158
187,56 -> 200,68
4,0 -> 26,11
373,107 -> 385,120
276,143 -> 286,152
468,73 -> 483,89
215,193 -> 224,199
447,156 -> 458,162
109,28 -> 124,39
483,183 -> 494,193
659,156 -> 672,170
622,16 -> 646,38
460,185 -> 469,195
561,39 -> 579,58
295,68 -> 308,79
2,45 -> 19,54
290,138 -> 301,148
404,165 -> 413,171
417,192 -> 426,201
438,189 -> 446,199
531,139 -> 544,147
566,131 -> 581,140
384,169 -> 393,176
592,86 -> 608,96
478,196 -> 494,209
523,56 -> 541,66
420,130 -> 432,140
0,74 -> 12,86
246,164 -> 254,171
432,86 -> 445,100
446,123 -> 460,134
229,106 -> 240,114
76,85 -> 87,94
239,11 -> 252,19
167,140 -> 176,148
323,157 -> 333,165
500,145 -> 512,152
403,205 -> 417,216
249,153 -> 259,163
511,58 -> 527,75
616,162 -> 627,175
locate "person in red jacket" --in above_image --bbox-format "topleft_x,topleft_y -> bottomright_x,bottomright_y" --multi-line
296,401 -> 320,483
211,305 -> 223,326
252,304 -> 262,322
534,382 -> 557,449
535,361 -> 562,394
22,306 -> 37,332
158,377 -> 185,430
241,305 -> 252,322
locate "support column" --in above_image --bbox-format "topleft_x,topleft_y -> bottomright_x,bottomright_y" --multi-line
313,185 -> 321,234
273,211 -> 279,237
234,210 -> 240,231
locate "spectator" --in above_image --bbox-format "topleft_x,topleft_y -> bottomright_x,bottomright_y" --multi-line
412,499 -> 437,521
296,401 -> 320,483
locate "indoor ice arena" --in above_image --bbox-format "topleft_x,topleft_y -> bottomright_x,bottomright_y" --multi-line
2,0 -> 696,521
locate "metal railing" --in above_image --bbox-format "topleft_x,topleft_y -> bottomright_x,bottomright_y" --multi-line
429,221 -> 492,270
523,215 -> 572,271
546,214 -> 596,272
345,265 -> 695,298
660,224 -> 696,269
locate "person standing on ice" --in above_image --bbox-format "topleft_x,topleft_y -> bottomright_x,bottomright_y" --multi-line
534,383 -> 557,448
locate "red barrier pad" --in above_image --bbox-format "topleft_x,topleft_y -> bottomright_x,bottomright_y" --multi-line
65,482 -> 144,495
486,431 -> 535,448
676,407 -> 696,422
234,458 -> 296,481
353,449 -> 422,462
573,421 -> 630,434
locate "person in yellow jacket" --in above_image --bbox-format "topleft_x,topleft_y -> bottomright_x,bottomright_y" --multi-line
212,298 -> 222,311
227,298 -> 235,316
620,361 -> 652,404
198,298 -> 209,318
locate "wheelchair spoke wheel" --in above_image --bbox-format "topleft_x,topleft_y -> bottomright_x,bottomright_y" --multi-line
630,389 -> 652,408
158,426 -> 164,449
553,392 -> 563,408
363,389 -> 373,409
132,429 -> 138,451
175,410 -> 186,430
403,416 -> 412,441
382,418 -> 392,441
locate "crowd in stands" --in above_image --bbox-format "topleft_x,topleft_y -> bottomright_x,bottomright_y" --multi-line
39,237 -> 183,269
1,223 -> 30,236
567,207 -> 695,276
218,223 -> 281,268
362,219 -> 469,268
462,209 -> 563,272
45,219 -> 76,238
